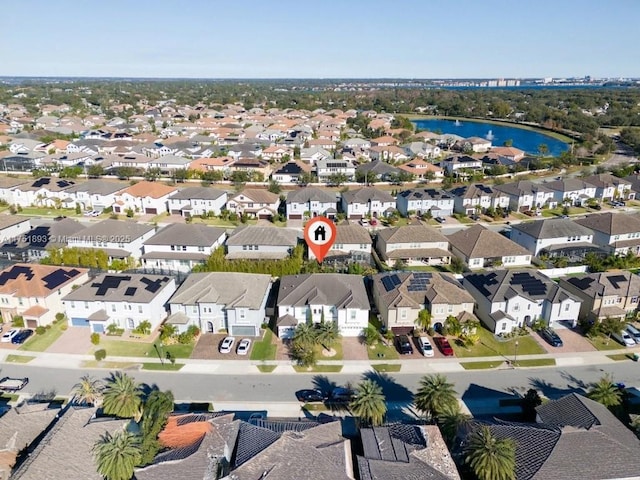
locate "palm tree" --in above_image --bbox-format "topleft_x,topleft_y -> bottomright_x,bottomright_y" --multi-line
464,425 -> 516,480
349,379 -> 387,426
414,374 -> 457,420
362,325 -> 380,346
588,374 -> 622,408
93,430 -> 141,480
436,402 -> 470,447
102,372 -> 143,421
293,322 -> 317,348
71,375 -> 104,406
415,309 -> 431,332
316,321 -> 340,352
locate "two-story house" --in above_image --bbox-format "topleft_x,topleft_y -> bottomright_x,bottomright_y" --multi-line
544,178 -> 597,206
575,212 -> 640,255
63,180 -> 127,212
371,271 -> 475,333
315,158 -> 356,182
11,177 -> 78,208
276,274 -> 369,338
142,223 -> 226,272
225,226 -> 299,260
0,264 -> 89,328
271,161 -> 312,184
308,222 -> 372,265
449,184 -> 510,216
583,173 -> 634,201
396,188 -> 454,217
376,224 -> 450,266
494,181 -> 557,212
63,273 -> 176,333
68,219 -> 156,261
167,272 -> 271,336
226,188 -> 280,219
286,187 -> 338,220
341,187 -> 395,220
440,155 -> 484,176
559,271 -> 640,323
463,270 -> 581,332
167,186 -> 228,217
112,180 -> 178,216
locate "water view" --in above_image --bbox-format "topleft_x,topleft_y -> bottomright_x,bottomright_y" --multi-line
412,118 -> 569,156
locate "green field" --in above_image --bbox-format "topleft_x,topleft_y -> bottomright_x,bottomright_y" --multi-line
513,359 -> 556,367
607,354 -> 634,361
256,364 -> 277,373
588,335 -> 627,351
451,328 -> 545,358
367,341 -> 400,360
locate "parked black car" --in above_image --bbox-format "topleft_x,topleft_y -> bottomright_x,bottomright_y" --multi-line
328,387 -> 355,403
539,328 -> 563,347
11,329 -> 33,344
395,334 -> 414,355
295,389 -> 326,403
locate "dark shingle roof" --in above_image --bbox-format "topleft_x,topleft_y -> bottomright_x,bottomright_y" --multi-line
575,212 -> 640,236
511,218 -> 593,239
286,186 -> 337,203
447,224 -> 529,259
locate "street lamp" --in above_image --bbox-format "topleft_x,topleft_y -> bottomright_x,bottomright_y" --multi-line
154,343 -> 164,365
514,340 -> 519,367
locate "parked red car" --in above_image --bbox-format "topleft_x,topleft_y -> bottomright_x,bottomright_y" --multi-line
434,337 -> 454,356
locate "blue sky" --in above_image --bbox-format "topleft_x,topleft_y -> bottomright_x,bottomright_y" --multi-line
4,0 -> 639,78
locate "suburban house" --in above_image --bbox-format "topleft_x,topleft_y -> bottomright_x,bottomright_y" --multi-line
376,224 -> 451,267
397,158 -> 444,180
402,141 -> 442,159
286,187 -> 338,220
447,224 -> 532,269
396,188 -> 455,217
510,217 -> 600,259
0,263 -> 89,328
225,225 -> 299,260
449,184 -> 510,215
226,188 -> 280,219
544,178 -> 597,206
0,176 -> 29,204
11,177 -> 78,208
463,269 -> 582,332
490,146 -> 526,162
63,273 -> 176,333
368,145 -> 409,163
371,271 -> 475,333
308,222 -> 372,265
459,394 -> 640,480
167,272 -> 271,336
458,137 -> 492,153
575,212 -> 640,255
341,187 -> 395,219
67,219 -> 156,261
0,215 -> 31,246
315,158 -> 356,182
141,223 -> 226,272
167,186 -> 227,217
271,161 -> 312,184
63,180 -> 127,212
583,173 -> 634,201
495,181 -> 557,212
559,271 -> 640,322
2,218 -> 84,262
276,273 -> 369,338
440,155 -> 484,176
356,159 -> 402,182
112,180 -> 178,216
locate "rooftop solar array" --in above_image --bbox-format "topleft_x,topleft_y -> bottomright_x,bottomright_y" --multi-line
124,287 -> 137,296
607,274 -> 627,290
510,272 -> 548,297
42,268 -> 81,290
568,277 -> 596,291
140,276 -> 170,293
91,275 -> 132,296
0,265 -> 34,285
32,178 -> 50,188
465,272 -> 499,298
407,272 -> 432,292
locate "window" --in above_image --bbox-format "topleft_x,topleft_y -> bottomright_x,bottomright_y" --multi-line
501,323 -> 507,331
350,310 -> 357,320
400,309 -> 407,320
198,246 -> 205,252
564,303 -> 571,311
138,306 -> 143,313
84,302 -> 89,309
111,304 -> 116,312
243,245 -> 248,250
182,246 -> 187,251
632,296 -> 638,304
447,305 -> 453,313
18,298 -> 23,306
171,245 -> 176,251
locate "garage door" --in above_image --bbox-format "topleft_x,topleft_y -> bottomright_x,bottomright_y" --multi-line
230,325 -> 258,337
26,319 -> 37,329
289,214 -> 302,220
145,208 -> 158,214
258,214 -> 271,220
92,323 -> 105,333
71,317 -> 89,327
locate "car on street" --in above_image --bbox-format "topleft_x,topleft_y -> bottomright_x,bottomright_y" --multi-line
0,377 -> 29,392
395,334 -> 414,355
539,328 -> 563,347
236,338 -> 251,355
418,337 -> 434,357
434,337 -> 454,356
11,329 -> 33,344
1,329 -> 19,343
219,336 -> 236,354
295,389 -> 326,403
328,387 -> 355,403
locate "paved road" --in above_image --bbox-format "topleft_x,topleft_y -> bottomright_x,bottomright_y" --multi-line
2,361 -> 638,404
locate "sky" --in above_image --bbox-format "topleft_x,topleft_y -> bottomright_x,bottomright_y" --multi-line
3,0 -> 639,79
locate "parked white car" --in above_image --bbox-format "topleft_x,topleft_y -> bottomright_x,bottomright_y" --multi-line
1,329 -> 19,343
219,336 -> 236,354
236,338 -> 252,356
419,337 -> 434,357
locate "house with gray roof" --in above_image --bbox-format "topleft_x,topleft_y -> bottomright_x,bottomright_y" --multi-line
447,224 -> 531,270
372,271 -> 474,333
583,173 -> 634,201
63,273 -> 176,333
286,186 -> 338,220
63,179 -> 127,211
309,222 -> 372,265
67,219 -> 156,261
225,225 -> 299,260
142,223 -> 226,272
168,272 -> 271,336
315,158 -> 356,183
449,183 -> 510,215
11,177 -> 78,208
462,269 -> 581,332
510,217 -> 599,259
558,271 -> 640,322
276,274 -> 369,337
0,176 -> 30,204
227,188 -> 280,219
355,159 -> 402,182
167,186 -> 227,217
396,188 -> 454,217
376,224 -> 450,267
575,212 -> 640,255
544,178 -> 597,206
0,215 -> 31,249
341,187 -> 395,219
494,180 -> 557,212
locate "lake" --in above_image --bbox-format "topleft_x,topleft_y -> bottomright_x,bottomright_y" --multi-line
412,118 -> 569,156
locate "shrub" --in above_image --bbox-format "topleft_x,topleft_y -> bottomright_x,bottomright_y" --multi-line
60,323 -> 68,331
186,325 -> 200,338
133,320 -> 152,336
90,332 -> 101,345
12,316 -> 24,328
55,312 -> 66,322
177,332 -> 192,344
35,326 -> 46,335
94,349 -> 107,361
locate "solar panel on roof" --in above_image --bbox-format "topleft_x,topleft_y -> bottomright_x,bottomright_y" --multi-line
390,274 -> 401,286
92,275 -> 132,296
42,268 -> 81,290
124,287 -> 137,296
607,274 -> 627,290
381,276 -> 395,292
140,276 -> 168,293
0,265 -> 34,286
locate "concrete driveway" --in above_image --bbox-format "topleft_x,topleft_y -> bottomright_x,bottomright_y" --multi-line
46,327 -> 94,354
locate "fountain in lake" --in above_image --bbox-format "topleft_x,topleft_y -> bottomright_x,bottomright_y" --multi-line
486,130 -> 494,141
454,119 -> 461,126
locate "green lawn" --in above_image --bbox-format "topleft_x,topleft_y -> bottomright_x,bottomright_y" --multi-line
92,339 -> 194,358
293,364 -> 343,373
452,214 -> 473,224
17,207 -> 80,217
20,320 -> 66,352
314,340 -> 343,361
588,335 -> 627,351
460,361 -> 504,370
4,354 -> 35,363
513,359 -> 556,367
80,360 -> 136,369
371,363 -> 402,372
367,341 -> 399,360
190,217 -> 259,227
0,393 -> 19,403
607,353 -> 634,361
541,206 -> 588,218
257,365 -> 277,373
250,330 -> 277,361
141,362 -> 184,371
451,328 -> 545,358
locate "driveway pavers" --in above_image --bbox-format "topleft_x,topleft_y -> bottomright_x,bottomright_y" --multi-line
533,327 -> 596,354
46,327 -> 94,354
191,333 -> 254,360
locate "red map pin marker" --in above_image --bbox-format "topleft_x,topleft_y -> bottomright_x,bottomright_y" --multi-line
304,216 -> 337,263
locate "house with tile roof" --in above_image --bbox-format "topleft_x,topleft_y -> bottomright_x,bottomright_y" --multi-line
490,145 -> 526,162
447,224 -> 532,270
0,263 -> 89,328
396,188 -> 454,217
462,269 -> 581,332
372,271 -> 474,333
449,183 -> 510,215
226,225 -> 299,260
397,158 -> 444,181
276,274 -> 369,337
308,222 -> 372,265
558,271 -> 640,322
11,177 -> 78,208
285,186 -> 338,220
376,224 -> 451,267
226,188 -> 280,219
168,272 -> 271,336
575,212 -> 640,255
63,273 -> 176,333
112,180 -> 178,216
341,187 -> 395,220
67,219 -> 155,261
167,186 -> 227,217
141,223 -> 226,272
